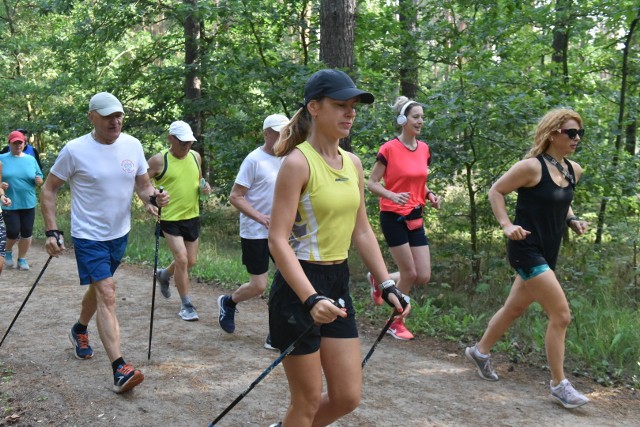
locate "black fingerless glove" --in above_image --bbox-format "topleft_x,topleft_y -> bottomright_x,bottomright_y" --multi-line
304,294 -> 346,311
379,280 -> 410,309
45,229 -> 64,247
304,293 -> 332,311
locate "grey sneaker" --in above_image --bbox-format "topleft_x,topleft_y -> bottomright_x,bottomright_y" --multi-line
550,379 -> 589,409
178,303 -> 199,321
157,268 -> 171,299
465,345 -> 499,381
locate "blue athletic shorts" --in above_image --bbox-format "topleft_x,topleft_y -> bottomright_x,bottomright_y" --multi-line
72,234 -> 129,285
268,260 -> 358,355
515,264 -> 551,281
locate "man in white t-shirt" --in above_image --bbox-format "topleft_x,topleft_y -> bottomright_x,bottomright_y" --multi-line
217,113 -> 288,349
41,92 -> 169,394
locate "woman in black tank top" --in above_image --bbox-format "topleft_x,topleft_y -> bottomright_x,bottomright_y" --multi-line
464,109 -> 591,409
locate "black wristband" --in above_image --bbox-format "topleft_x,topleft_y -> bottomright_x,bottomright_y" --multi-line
566,215 -> 579,226
45,230 -> 64,247
303,293 -> 332,311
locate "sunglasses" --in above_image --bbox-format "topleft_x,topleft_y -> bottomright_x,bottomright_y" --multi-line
558,128 -> 585,140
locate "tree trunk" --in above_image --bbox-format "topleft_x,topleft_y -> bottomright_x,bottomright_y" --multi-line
595,9 -> 639,244
183,0 -> 205,175
551,0 -> 569,82
320,0 -> 356,151
398,0 -> 418,99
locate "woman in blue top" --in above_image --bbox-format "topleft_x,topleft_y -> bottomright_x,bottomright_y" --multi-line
1,131 -> 43,270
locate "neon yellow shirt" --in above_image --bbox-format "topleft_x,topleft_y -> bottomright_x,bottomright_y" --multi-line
153,149 -> 200,221
291,142 -> 360,261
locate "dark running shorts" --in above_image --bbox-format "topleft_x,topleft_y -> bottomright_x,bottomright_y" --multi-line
160,217 -> 200,242
380,210 -> 429,248
241,238 -> 273,275
268,260 -> 358,355
2,208 -> 36,240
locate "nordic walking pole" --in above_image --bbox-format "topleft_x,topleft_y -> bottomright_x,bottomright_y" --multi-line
147,187 -> 163,360
362,309 -> 398,368
209,298 -> 346,427
0,255 -> 54,349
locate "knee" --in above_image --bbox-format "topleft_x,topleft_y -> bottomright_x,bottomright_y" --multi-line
503,304 -> 528,320
416,272 -> 431,286
400,269 -> 418,285
187,257 -> 197,269
331,390 -> 361,416
550,310 -> 572,329
174,253 -> 189,268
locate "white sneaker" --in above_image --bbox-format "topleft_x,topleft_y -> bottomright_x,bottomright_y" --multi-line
550,379 -> 589,408
178,304 -> 199,321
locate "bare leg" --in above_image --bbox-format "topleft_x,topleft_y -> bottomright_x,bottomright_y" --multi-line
476,275 -> 533,354
17,237 -> 32,259
282,352 -> 323,427
91,277 -> 122,362
312,338 -> 361,427
232,272 -> 268,303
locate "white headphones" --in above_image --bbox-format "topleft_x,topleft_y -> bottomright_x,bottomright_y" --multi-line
396,101 -> 417,126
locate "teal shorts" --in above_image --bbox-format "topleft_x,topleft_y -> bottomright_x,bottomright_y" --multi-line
515,264 -> 551,281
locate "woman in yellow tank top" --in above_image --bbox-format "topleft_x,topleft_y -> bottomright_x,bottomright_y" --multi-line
266,69 -> 411,427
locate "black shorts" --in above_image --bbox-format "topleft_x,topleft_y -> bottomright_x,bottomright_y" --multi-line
2,208 -> 36,240
160,217 -> 200,242
268,260 -> 358,355
241,238 -> 272,275
380,210 -> 429,248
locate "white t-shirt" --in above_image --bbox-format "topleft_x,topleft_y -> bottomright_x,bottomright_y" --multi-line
50,133 -> 149,241
234,147 -> 283,239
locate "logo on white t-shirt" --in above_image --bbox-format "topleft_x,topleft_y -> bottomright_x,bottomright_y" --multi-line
121,159 -> 135,174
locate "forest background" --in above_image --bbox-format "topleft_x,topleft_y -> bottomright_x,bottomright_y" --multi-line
1,0 -> 639,387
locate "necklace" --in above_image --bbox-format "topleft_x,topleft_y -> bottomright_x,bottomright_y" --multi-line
542,153 -> 575,186
396,137 -> 417,150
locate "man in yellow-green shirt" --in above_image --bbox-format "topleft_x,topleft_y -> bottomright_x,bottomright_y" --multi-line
147,121 -> 211,321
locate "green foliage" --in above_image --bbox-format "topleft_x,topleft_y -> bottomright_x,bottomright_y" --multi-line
8,0 -> 640,387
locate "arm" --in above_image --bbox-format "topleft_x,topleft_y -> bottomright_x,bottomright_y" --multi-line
135,172 -> 169,216
268,151 -> 345,324
193,151 -> 212,195
229,183 -> 270,229
0,162 -> 10,207
488,158 -> 539,241
565,161 -> 588,235
41,173 -> 67,255
350,154 -> 410,316
367,160 -> 410,206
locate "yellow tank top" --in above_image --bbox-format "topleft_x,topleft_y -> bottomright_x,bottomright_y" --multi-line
291,142 -> 360,261
153,149 -> 200,221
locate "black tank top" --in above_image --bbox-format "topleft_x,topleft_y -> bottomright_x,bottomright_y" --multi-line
508,155 -> 575,270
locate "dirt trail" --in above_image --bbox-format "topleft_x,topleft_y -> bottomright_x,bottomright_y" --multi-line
0,245 -> 638,426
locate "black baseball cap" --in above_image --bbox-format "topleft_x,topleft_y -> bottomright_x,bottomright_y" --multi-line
304,69 -> 374,105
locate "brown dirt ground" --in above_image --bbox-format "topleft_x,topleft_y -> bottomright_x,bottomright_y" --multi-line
0,245 -> 638,427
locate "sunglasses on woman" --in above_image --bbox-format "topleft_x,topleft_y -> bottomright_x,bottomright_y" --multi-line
558,128 -> 585,140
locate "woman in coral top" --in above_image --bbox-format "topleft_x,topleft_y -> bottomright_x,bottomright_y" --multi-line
367,96 -> 441,340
